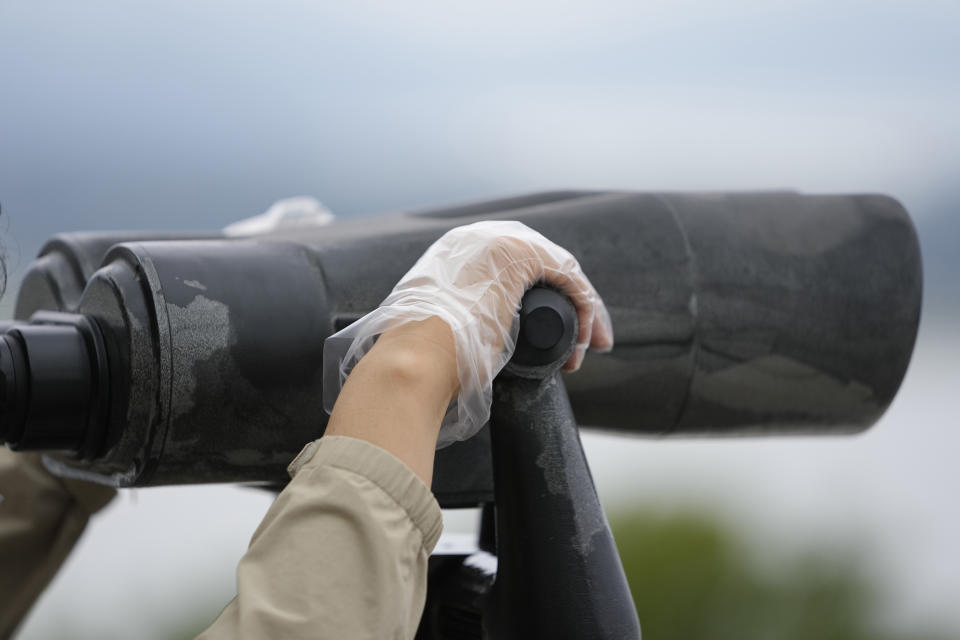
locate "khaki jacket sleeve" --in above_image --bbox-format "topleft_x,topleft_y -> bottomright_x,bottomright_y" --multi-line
198,435 -> 444,640
0,449 -> 117,639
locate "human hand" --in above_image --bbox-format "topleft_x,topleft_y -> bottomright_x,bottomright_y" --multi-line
323,220 -> 613,446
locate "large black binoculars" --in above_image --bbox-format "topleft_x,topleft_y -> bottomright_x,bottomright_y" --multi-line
0,191 -> 922,507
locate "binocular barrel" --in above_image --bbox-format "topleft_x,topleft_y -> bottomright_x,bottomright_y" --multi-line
0,191 -> 922,502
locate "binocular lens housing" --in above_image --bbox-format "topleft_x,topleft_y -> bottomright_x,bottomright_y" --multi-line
0,191 -> 923,501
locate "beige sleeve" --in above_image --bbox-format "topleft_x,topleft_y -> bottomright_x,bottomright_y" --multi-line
198,435 -> 444,640
0,449 -> 117,639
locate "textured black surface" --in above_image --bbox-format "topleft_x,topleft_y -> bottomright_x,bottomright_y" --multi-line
485,372 -> 641,639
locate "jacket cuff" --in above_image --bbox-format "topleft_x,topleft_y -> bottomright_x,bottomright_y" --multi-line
288,435 -> 443,553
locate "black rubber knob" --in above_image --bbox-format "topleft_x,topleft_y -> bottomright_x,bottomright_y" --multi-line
511,286 -> 578,369
522,306 -> 565,351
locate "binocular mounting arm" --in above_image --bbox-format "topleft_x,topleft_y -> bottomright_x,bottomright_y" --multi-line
419,287 -> 641,639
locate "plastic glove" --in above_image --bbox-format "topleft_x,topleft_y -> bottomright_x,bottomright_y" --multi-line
223,196 -> 334,237
323,220 -> 614,447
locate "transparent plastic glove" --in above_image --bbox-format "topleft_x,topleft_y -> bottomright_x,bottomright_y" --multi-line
223,196 -> 334,236
323,220 -> 614,447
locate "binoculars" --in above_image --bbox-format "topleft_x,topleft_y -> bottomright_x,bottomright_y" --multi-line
0,191 -> 922,508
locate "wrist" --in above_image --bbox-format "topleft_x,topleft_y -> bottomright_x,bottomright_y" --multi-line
370,316 -> 460,409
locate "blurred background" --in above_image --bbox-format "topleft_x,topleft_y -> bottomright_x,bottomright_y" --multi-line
1,1 -> 957,638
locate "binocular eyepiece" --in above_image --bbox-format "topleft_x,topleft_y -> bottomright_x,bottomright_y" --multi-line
0,313 -> 109,455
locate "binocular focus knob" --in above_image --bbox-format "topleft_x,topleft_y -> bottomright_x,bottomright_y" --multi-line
509,286 -> 578,374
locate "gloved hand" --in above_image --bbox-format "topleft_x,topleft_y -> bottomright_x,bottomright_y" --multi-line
323,220 -> 614,447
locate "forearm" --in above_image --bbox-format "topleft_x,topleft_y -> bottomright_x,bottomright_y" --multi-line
324,316 -> 459,487
199,318 -> 456,638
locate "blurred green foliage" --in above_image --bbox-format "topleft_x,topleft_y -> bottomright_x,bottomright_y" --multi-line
167,509 -> 951,639
610,510 -> 945,640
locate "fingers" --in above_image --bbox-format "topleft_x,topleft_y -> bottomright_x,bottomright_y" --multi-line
409,220 -> 615,372
591,302 -> 614,352
531,249 -> 614,372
